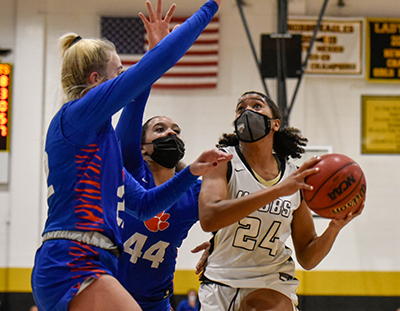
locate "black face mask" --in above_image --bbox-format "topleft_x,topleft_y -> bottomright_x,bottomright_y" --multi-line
234,109 -> 272,143
148,135 -> 185,169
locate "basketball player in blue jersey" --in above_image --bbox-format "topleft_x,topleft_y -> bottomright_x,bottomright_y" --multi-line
198,91 -> 364,311
31,1 -> 227,311
115,84 -> 229,310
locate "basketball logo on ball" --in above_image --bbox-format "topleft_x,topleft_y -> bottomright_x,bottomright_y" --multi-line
302,153 -> 366,219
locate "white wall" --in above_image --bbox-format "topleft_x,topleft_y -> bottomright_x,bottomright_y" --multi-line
1,0 -> 399,275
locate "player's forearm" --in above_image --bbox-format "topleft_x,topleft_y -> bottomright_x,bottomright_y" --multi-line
116,89 -> 151,173
296,225 -> 341,270
126,166 -> 198,220
199,185 -> 285,232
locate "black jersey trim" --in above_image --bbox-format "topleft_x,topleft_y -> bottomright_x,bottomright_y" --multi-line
234,145 -> 287,185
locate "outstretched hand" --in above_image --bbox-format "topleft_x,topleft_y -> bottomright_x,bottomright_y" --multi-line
192,241 -> 211,278
139,0 -> 176,50
212,0 -> 223,7
189,149 -> 232,177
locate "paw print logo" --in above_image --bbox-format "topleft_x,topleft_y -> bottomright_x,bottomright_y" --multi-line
144,211 -> 170,232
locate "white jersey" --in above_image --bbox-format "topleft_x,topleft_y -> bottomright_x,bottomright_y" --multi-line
204,146 -> 301,290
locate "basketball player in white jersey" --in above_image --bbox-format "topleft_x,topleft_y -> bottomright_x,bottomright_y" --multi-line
198,91 -> 363,311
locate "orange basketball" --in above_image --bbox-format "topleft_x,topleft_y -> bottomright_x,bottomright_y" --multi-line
302,153 -> 366,219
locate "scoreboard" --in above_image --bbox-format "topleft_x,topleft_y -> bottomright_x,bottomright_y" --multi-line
0,63 -> 11,151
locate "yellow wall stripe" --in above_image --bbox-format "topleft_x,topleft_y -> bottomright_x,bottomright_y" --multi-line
0,268 -> 6,292
172,270 -> 400,296
0,268 -> 32,292
173,270 -> 202,295
1,267 -> 399,296
296,270 -> 400,296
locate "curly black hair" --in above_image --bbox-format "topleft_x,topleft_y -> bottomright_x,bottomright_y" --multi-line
216,91 -> 308,160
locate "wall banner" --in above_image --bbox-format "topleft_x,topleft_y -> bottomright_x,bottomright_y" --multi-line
288,18 -> 363,75
362,95 -> 400,154
366,18 -> 400,82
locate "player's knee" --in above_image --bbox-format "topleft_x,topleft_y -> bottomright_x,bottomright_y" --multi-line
240,289 -> 292,311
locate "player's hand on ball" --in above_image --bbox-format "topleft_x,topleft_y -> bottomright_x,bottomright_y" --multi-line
302,153 -> 366,220
276,156 -> 321,197
330,199 -> 365,231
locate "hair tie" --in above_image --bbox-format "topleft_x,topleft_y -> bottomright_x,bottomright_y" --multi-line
69,36 -> 82,48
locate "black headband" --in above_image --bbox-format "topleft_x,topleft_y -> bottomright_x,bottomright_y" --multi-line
69,36 -> 82,48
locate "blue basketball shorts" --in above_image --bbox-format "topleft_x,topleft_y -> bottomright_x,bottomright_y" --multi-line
31,239 -> 117,311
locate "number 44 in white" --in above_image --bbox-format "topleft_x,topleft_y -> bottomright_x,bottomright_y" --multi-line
123,232 -> 170,268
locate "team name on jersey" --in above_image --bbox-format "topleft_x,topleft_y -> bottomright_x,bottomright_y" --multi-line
236,190 -> 292,218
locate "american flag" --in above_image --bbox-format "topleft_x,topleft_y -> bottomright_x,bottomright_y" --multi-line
101,16 -> 219,89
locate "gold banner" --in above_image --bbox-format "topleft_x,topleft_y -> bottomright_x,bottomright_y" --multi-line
366,18 -> 400,82
362,95 -> 400,153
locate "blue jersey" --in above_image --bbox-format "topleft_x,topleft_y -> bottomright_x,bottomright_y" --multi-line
42,0 -> 219,248
117,163 -> 200,301
44,104 -> 198,248
115,78 -> 201,308
32,2 -> 219,311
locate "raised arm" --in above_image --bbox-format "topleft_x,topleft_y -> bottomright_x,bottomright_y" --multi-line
115,88 -> 151,175
64,0 -> 221,136
116,0 -> 176,174
199,156 -> 321,232
141,0 -> 222,50
105,0 -> 220,108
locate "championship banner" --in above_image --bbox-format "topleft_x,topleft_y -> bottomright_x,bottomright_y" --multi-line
366,18 -> 400,82
288,18 -> 363,75
362,95 -> 400,154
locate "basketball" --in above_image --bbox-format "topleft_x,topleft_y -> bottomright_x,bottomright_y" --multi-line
302,153 -> 366,219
